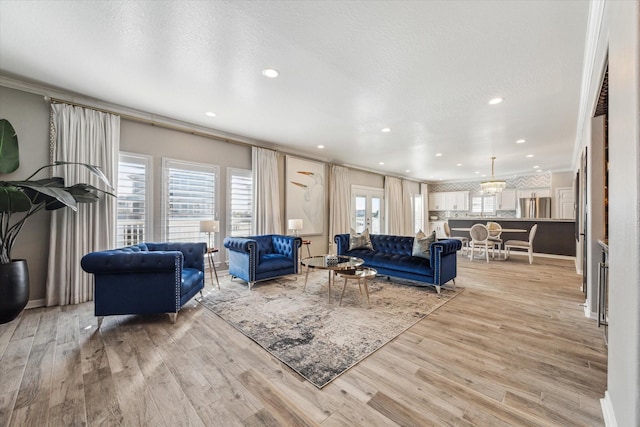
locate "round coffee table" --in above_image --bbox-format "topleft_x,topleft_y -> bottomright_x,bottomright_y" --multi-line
337,267 -> 377,307
301,255 -> 364,302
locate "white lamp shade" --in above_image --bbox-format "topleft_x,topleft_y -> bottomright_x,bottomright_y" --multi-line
288,219 -> 303,231
200,220 -> 219,233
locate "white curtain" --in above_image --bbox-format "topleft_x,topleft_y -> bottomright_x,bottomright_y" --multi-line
252,147 -> 282,234
329,165 -> 350,252
385,176 -> 403,235
401,179 -> 414,235
46,104 -> 119,306
421,182 -> 429,232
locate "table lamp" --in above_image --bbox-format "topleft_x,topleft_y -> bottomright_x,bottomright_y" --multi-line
288,219 -> 303,237
200,220 -> 219,249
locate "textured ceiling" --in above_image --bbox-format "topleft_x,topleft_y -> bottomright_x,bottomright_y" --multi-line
0,1 -> 590,182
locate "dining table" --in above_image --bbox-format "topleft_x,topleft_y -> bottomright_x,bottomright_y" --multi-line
451,227 -> 527,260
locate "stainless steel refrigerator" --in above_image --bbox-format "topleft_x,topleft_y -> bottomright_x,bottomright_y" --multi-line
517,197 -> 552,218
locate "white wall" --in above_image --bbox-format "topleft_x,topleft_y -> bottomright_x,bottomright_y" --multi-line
0,87 -> 51,302
576,1 -> 640,425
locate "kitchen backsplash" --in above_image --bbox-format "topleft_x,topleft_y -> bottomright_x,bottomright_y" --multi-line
428,172 -> 550,220
429,172 -> 551,193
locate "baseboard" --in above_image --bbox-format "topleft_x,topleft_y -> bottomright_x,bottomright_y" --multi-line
600,391 -> 619,427
505,252 -> 576,261
26,298 -> 46,309
583,302 -> 597,319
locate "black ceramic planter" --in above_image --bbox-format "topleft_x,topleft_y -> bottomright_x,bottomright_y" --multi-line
0,260 -> 30,324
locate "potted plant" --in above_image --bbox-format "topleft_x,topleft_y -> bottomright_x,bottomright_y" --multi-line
0,118 -> 113,324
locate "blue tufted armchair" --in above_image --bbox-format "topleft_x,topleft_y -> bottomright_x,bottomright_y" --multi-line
223,234 -> 302,289
81,242 -> 206,326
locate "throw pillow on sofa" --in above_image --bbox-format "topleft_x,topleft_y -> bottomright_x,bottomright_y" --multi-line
412,230 -> 436,259
349,228 -> 374,250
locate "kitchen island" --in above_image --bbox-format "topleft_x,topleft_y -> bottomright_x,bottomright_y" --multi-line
448,218 -> 576,257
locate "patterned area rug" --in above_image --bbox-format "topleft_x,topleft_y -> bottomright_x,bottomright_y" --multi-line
198,270 -> 463,388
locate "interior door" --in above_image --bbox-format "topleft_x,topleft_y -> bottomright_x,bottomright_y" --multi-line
352,186 -> 384,234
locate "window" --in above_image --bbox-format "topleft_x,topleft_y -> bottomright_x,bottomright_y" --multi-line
162,158 -> 219,243
116,153 -> 152,247
471,194 -> 496,215
227,168 -> 252,237
413,194 -> 423,233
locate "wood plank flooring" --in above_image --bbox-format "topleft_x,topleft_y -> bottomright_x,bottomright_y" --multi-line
0,254 -> 607,426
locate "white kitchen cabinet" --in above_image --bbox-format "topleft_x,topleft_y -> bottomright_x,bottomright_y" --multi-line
496,189 -> 517,210
446,191 -> 469,211
430,191 -> 468,211
429,192 -> 446,210
428,221 -> 447,239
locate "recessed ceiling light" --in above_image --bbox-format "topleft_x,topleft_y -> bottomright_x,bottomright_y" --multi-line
474,171 -> 480,174
526,154 -> 534,158
533,165 -> 539,169
435,153 -> 443,157
262,68 -> 280,78
537,169 -> 543,173
516,139 -> 526,144
317,145 -> 325,149
381,127 -> 391,133
405,169 -> 411,173
488,97 -> 503,105
456,163 -> 462,167
379,162 -> 384,165
482,174 -> 487,177
205,112 -> 216,117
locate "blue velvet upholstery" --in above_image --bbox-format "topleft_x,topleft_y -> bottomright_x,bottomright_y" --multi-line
334,233 -> 461,293
81,242 -> 206,324
223,234 -> 302,289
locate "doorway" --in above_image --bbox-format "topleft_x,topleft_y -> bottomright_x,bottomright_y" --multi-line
351,185 -> 384,234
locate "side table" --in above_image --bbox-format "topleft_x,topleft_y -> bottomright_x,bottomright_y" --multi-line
337,267 -> 377,307
206,247 -> 220,289
301,239 -> 312,258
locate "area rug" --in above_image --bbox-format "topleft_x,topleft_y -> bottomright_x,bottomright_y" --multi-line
197,270 -> 463,388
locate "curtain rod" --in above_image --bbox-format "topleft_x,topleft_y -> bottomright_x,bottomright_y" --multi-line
44,98 -> 422,181
46,96 -> 258,149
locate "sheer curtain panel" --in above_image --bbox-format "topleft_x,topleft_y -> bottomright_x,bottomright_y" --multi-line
329,165 -> 350,252
385,176 -> 403,235
401,179 -> 414,236
46,104 -> 119,306
252,147 -> 282,234
421,182 -> 429,232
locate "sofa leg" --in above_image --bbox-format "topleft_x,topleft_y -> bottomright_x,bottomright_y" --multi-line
435,285 -> 441,294
168,313 -> 178,324
249,281 -> 255,290
452,278 -> 456,287
97,316 -> 104,329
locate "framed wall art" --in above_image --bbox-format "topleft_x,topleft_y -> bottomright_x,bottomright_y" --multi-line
285,156 -> 325,235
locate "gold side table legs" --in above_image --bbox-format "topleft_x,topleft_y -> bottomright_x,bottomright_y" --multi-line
207,248 -> 220,289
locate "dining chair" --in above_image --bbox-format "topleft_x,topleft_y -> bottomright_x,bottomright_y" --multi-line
443,222 -> 468,254
469,223 -> 491,262
505,224 -> 538,264
486,221 -> 503,258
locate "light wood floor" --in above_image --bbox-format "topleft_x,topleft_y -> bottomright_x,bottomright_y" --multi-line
0,254 -> 607,426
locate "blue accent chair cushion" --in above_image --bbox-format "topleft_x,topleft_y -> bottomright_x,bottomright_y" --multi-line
81,242 -> 207,324
223,234 -> 302,289
334,233 -> 461,293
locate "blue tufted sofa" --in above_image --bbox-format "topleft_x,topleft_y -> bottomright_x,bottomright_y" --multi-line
334,234 -> 462,293
81,242 -> 206,326
223,234 -> 302,289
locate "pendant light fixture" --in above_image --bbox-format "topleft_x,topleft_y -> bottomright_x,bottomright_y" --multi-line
480,156 -> 506,194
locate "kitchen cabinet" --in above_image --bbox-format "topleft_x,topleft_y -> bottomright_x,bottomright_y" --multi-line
496,189 -> 517,210
448,191 -> 469,211
428,221 -> 447,239
428,192 -> 446,210
429,191 -> 468,211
